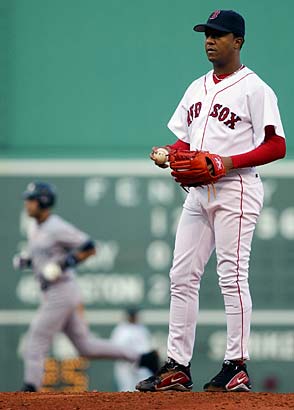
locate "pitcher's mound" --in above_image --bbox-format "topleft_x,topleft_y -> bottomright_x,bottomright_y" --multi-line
1,391 -> 293,410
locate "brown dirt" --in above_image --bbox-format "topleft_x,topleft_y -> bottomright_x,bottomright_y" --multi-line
0,392 -> 294,410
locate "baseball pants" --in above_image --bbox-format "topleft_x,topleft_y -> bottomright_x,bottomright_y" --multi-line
23,280 -> 139,389
167,170 -> 264,367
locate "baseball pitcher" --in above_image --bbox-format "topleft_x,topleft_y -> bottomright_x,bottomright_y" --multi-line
136,10 -> 286,393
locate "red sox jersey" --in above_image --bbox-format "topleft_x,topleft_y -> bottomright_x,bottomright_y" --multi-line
167,66 -> 285,156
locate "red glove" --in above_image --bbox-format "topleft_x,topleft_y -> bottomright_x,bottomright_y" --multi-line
170,150 -> 226,186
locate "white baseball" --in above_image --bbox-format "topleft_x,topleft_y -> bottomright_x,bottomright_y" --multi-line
153,148 -> 169,165
42,262 -> 62,281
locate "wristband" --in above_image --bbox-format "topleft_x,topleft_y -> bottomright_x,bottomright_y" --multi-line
62,253 -> 79,269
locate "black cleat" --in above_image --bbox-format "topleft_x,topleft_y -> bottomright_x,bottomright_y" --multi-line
203,360 -> 251,392
21,383 -> 37,392
139,350 -> 160,374
136,357 -> 193,392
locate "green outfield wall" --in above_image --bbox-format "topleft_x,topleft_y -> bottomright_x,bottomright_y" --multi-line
0,0 -> 293,394
0,160 -> 293,392
0,0 -> 292,158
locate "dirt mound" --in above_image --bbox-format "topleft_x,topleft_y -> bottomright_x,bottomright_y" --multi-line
0,391 -> 293,410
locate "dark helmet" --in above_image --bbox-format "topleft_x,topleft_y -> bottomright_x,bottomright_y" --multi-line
126,306 -> 140,322
22,182 -> 56,209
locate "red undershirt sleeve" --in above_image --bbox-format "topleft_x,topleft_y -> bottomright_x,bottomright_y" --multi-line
166,126 -> 286,169
167,139 -> 190,150
231,126 -> 286,169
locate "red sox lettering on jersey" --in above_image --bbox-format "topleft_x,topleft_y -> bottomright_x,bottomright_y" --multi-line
168,67 -> 285,156
187,101 -> 241,129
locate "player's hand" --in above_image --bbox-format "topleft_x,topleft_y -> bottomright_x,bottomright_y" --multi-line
221,156 -> 233,173
150,146 -> 169,168
42,262 -> 63,282
12,253 -> 32,270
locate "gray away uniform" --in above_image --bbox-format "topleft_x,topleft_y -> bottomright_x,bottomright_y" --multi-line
23,214 -> 139,389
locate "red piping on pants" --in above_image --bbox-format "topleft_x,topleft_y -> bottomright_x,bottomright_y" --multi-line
236,173 -> 244,359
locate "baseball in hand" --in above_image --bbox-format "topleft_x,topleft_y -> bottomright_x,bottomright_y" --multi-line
42,262 -> 62,281
153,148 -> 169,165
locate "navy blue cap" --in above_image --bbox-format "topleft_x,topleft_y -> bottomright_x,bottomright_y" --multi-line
22,181 -> 56,208
194,10 -> 245,37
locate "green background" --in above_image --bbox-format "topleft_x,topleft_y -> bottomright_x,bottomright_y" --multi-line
1,171 -> 294,392
0,0 -> 293,394
0,0 -> 292,157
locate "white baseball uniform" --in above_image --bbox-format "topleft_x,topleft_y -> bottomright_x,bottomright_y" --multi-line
22,214 -> 140,389
166,66 -> 285,366
111,321 -> 152,391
